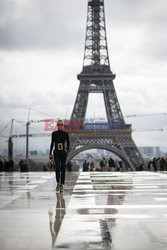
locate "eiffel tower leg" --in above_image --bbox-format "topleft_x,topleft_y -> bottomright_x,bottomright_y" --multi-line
103,82 -> 124,122
70,82 -> 89,124
123,138 -> 146,170
117,134 -> 147,170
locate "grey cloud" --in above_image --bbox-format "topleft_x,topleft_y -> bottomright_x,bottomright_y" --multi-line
107,0 -> 167,25
142,29 -> 167,61
0,87 -> 75,116
0,0 -> 167,62
106,0 -> 167,61
0,0 -> 85,50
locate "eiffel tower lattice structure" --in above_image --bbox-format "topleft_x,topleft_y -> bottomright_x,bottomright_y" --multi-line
67,0 -> 145,170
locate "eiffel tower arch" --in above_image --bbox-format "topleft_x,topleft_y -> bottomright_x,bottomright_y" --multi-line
67,0 -> 146,170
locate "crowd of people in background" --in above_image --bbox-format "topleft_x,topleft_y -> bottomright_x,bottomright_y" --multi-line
147,157 -> 167,171
0,157 -> 14,172
1,155 -> 167,172
82,156 -> 167,172
0,156 -> 29,172
82,157 -> 125,172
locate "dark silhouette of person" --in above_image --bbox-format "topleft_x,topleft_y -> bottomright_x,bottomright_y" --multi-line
67,161 -> 72,171
148,160 -> 152,171
138,163 -> 144,171
49,120 -> 70,193
108,157 -> 115,168
19,159 -> 28,172
0,157 -> 4,171
4,159 -> 9,172
8,159 -> 14,171
83,160 -> 89,171
159,157 -> 167,171
153,157 -> 160,171
100,157 -> 107,171
118,160 -> 123,171
90,161 -> 95,171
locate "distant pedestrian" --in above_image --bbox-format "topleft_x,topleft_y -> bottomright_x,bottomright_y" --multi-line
138,164 -> 144,171
153,157 -> 160,171
108,157 -> 115,169
4,159 -> 9,172
147,160 -> 152,171
67,161 -> 73,171
90,161 -> 95,171
8,159 -> 14,171
0,157 -> 4,171
159,157 -> 167,171
83,160 -> 89,171
118,160 -> 123,171
19,159 -> 28,172
100,157 -> 107,171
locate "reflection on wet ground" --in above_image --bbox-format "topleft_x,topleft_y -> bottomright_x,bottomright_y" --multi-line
0,171 -> 167,249
49,193 -> 66,248
55,172 -> 167,250
0,172 -> 78,250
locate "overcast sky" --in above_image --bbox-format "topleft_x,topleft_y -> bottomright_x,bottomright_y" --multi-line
0,0 -> 167,155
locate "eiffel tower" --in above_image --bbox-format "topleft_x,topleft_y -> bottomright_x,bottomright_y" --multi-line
67,0 -> 145,170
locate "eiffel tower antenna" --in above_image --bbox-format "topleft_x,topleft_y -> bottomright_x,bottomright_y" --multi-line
83,0 -> 110,68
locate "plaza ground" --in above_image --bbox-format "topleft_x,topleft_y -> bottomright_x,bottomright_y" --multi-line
0,171 -> 167,249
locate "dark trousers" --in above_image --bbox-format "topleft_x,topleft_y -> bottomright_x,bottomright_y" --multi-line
54,150 -> 67,184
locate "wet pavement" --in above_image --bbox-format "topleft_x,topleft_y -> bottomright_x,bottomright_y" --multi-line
0,171 -> 167,250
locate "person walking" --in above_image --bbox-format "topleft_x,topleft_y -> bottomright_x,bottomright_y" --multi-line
108,157 -> 116,171
83,160 -> 89,172
100,157 -> 107,171
90,161 -> 95,171
0,156 -> 4,171
67,161 -> 73,171
49,120 -> 70,193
